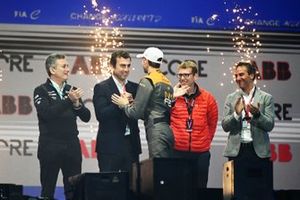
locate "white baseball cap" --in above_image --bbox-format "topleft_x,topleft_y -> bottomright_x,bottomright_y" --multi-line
136,47 -> 164,64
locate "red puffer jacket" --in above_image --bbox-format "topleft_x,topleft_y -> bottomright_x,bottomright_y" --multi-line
170,88 -> 218,152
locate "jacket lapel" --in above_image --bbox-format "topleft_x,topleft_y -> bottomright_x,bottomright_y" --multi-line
252,87 -> 262,106
108,76 -> 121,95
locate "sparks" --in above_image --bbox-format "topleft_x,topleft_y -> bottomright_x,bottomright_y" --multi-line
83,0 -> 124,80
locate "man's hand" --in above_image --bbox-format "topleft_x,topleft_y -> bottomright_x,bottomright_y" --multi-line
123,92 -> 134,104
235,96 -> 244,115
68,87 -> 83,107
249,103 -> 260,117
173,83 -> 190,98
111,93 -> 129,108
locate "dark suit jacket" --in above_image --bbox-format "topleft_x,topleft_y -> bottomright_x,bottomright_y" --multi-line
93,76 -> 141,158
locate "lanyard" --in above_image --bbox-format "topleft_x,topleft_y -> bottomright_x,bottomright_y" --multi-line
184,97 -> 195,132
242,86 -> 256,122
184,97 -> 195,119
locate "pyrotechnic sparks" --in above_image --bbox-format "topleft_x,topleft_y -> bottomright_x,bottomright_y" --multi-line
207,14 -> 219,26
91,0 -> 98,8
79,1 -> 125,133
211,14 -> 218,21
83,0 -> 124,81
219,1 -> 262,87
225,2 -> 261,61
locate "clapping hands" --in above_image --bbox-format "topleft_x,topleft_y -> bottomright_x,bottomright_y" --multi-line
68,87 -> 83,107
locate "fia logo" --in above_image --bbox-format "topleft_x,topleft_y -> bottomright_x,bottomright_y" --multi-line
14,10 -> 41,20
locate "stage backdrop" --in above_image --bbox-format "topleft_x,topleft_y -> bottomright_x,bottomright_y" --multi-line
0,24 -> 300,191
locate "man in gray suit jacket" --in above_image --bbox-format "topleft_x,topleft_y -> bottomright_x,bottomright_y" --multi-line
222,61 -> 275,199
222,61 -> 275,159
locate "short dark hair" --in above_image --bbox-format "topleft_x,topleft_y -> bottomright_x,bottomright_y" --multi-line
45,53 -> 65,76
235,61 -> 257,80
110,50 -> 131,68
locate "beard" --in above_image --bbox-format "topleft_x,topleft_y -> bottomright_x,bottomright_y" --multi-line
143,65 -> 148,73
112,71 -> 128,82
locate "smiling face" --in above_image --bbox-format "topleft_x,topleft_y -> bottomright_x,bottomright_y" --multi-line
112,57 -> 131,83
177,67 -> 195,88
235,65 -> 255,93
50,58 -> 70,85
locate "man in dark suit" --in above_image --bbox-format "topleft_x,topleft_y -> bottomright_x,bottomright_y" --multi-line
93,50 -> 141,176
33,53 -> 91,200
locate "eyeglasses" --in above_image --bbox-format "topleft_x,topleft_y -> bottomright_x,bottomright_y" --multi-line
176,73 -> 192,78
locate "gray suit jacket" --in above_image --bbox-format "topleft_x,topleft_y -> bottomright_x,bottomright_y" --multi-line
222,87 -> 275,158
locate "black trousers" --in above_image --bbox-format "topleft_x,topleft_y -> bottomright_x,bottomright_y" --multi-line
228,142 -> 273,200
228,142 -> 270,163
173,150 -> 211,188
97,137 -> 139,190
38,139 -> 82,200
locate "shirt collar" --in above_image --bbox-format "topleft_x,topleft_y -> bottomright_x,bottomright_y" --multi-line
49,79 -> 66,97
241,85 -> 256,97
184,83 -> 200,99
112,75 -> 128,92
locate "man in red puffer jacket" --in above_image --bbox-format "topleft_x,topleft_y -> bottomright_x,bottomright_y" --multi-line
170,60 -> 218,188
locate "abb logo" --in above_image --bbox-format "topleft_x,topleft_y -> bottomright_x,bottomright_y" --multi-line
270,144 -> 292,162
0,95 -> 32,115
258,61 -> 291,80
